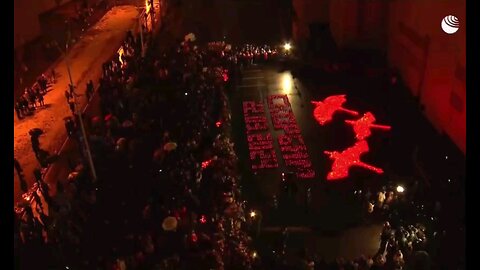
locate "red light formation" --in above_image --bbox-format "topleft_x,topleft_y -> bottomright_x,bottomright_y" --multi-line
324,140 -> 384,180
243,101 -> 279,170
202,159 -> 213,169
216,121 -> 222,127
311,95 -> 358,125
345,112 -> 391,140
199,215 -> 207,224
268,95 -> 315,178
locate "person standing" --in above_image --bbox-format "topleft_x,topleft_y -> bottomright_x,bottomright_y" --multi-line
69,100 -> 76,115
37,75 -> 47,94
393,249 -> 404,269
34,85 -> 41,99
37,93 -> 45,107
14,158 -> 28,192
30,133 -> 41,157
64,117 -> 76,137
69,83 -> 76,97
65,90 -> 71,103
15,101 -> 23,120
368,201 -> 375,214
28,88 -> 37,109
34,168 -> 55,210
33,168 -> 43,185
377,190 -> 386,210
51,68 -> 56,83
20,96 -> 30,114
86,80 -> 94,101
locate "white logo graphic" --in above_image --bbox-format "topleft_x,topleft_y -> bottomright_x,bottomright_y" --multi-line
441,15 -> 460,34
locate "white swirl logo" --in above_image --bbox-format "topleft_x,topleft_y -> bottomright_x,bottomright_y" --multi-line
441,15 -> 460,34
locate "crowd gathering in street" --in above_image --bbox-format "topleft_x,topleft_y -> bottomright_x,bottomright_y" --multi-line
14,74 -> 51,120
14,30 -> 258,269
13,20 -> 462,269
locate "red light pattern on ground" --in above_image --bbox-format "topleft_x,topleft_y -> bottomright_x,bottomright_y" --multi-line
311,95 -> 359,125
268,95 -> 315,178
324,140 -> 384,180
345,112 -> 391,140
243,101 -> 279,170
311,95 -> 391,180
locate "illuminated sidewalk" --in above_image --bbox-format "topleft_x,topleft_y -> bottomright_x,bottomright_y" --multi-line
14,6 -> 140,203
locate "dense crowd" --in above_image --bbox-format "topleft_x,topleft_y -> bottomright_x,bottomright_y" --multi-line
14,74 -> 51,120
235,43 -> 277,66
14,30 -> 259,269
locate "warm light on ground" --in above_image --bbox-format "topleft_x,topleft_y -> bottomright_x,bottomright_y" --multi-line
13,6 -> 140,204
281,72 -> 293,94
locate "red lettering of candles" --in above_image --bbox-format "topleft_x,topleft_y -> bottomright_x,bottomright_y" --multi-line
243,101 -> 279,170
268,95 -> 315,179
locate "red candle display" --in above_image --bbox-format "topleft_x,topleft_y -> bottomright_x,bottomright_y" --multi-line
243,101 -> 279,171
345,112 -> 391,140
324,140 -> 384,180
268,95 -> 315,179
311,95 -> 358,125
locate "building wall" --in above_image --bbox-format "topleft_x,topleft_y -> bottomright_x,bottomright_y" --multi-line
329,0 -> 358,48
357,0 -> 388,49
329,0 -> 387,49
14,0 -> 70,48
387,0 -> 466,153
292,0 -> 330,42
293,0 -> 466,153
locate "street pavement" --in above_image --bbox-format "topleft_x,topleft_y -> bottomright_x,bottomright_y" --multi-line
14,6 -> 140,204
259,223 -> 382,261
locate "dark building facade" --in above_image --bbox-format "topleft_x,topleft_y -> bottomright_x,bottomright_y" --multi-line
292,0 -> 465,154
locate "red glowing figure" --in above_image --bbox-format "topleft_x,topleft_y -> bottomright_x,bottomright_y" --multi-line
311,95 -> 359,125
324,140 -> 384,180
345,112 -> 391,140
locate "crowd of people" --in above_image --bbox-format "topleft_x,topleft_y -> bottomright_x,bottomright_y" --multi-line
14,74 -> 51,120
14,29 -> 260,269
305,221 -> 429,270
89,34 -> 257,269
235,43 -> 277,66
